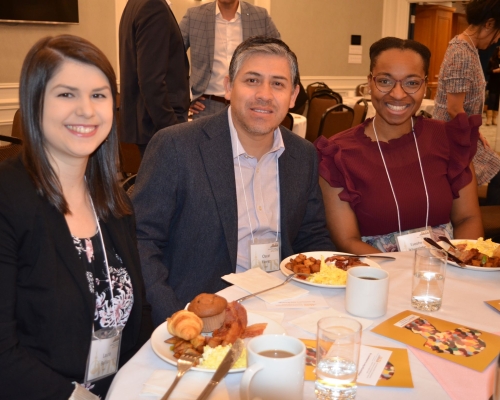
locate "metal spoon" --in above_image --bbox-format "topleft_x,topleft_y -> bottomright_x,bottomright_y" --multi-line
236,273 -> 310,303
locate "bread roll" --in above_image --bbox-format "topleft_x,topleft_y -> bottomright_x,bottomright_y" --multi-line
167,310 -> 203,341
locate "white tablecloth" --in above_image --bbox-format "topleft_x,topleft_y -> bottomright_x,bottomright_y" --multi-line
106,251 -> 500,400
342,97 -> 435,120
290,113 -> 307,138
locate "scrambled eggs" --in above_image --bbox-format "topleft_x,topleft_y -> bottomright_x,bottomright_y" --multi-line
199,344 -> 247,369
306,256 -> 347,285
464,237 -> 499,257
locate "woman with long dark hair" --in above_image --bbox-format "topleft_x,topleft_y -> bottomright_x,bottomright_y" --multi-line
0,35 -> 152,399
434,0 -> 500,205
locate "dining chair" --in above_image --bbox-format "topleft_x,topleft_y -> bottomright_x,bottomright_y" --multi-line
280,112 -> 294,131
355,83 -> 369,97
11,109 -> 24,140
418,110 -> 432,119
425,86 -> 432,100
306,81 -> 329,100
0,135 -> 23,162
121,173 -> 137,197
311,88 -> 343,105
352,98 -> 368,127
318,104 -> 355,140
305,95 -> 340,143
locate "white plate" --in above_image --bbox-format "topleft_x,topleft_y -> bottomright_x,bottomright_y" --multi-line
279,251 -> 381,288
151,312 -> 286,372
440,240 -> 500,272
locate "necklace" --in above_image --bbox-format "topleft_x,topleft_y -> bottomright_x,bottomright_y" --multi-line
463,30 -> 477,49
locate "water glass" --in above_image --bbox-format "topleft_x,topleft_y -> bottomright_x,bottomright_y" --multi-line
411,247 -> 447,311
315,316 -> 362,400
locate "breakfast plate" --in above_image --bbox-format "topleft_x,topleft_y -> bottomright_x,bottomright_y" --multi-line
151,312 -> 286,372
437,240 -> 500,272
279,251 -> 382,288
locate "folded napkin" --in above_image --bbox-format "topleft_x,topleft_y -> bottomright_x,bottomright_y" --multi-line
408,346 -> 497,400
248,310 -> 285,325
140,370 -> 229,399
289,308 -> 373,334
222,268 -> 308,303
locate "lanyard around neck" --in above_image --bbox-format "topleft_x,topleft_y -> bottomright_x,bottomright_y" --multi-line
235,138 -> 280,243
372,116 -> 429,235
88,192 -> 118,329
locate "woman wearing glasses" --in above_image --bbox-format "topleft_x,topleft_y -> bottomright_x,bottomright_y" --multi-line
315,37 -> 483,253
434,0 -> 500,205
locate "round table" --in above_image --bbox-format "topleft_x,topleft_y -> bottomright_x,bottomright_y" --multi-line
290,113 -> 307,138
106,251 -> 500,399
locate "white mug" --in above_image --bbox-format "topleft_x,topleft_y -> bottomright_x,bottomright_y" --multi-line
345,266 -> 389,318
240,334 -> 305,400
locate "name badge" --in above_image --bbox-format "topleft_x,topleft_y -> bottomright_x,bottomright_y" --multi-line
250,238 -> 280,272
84,327 -> 122,383
396,228 -> 431,252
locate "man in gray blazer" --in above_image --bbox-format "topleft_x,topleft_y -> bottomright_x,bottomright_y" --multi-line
133,36 -> 335,326
180,0 -> 280,119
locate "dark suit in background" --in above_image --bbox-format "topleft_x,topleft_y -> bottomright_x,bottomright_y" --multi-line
119,0 -> 190,153
133,110 -> 335,326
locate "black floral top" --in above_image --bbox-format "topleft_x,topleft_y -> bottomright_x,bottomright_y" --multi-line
72,226 -> 134,397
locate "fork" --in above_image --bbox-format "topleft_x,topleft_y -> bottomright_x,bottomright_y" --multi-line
236,272 -> 310,303
161,354 -> 199,400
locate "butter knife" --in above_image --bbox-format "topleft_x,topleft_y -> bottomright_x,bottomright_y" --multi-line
196,338 -> 244,400
423,238 -> 466,268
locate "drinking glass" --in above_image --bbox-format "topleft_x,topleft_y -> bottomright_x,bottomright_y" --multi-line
315,316 -> 361,400
411,247 -> 447,311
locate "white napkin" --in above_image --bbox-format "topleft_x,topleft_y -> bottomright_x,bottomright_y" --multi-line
140,370 -> 229,399
248,310 -> 285,325
289,308 -> 373,334
222,268 -> 308,303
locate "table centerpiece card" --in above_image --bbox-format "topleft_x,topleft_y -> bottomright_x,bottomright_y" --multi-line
485,299 -> 500,313
371,310 -> 500,372
300,339 -> 413,388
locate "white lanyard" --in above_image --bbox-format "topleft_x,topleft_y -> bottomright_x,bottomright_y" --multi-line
372,116 -> 429,235
88,194 -> 118,330
236,139 -> 280,243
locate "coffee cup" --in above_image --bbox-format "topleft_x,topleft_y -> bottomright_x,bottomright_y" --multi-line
240,334 -> 305,400
345,266 -> 389,318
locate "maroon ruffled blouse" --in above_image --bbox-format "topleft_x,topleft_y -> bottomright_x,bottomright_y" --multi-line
315,114 -> 480,237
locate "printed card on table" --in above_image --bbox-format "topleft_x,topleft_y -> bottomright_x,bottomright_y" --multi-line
300,339 -> 413,388
371,310 -> 500,372
485,299 -> 500,313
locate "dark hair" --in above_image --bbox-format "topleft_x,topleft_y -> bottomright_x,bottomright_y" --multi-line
19,34 -> 131,219
228,36 -> 300,87
467,0 -> 500,45
369,37 -> 431,76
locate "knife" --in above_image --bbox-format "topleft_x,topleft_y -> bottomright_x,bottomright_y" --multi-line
423,238 -> 466,268
343,253 -> 396,260
196,338 -> 244,400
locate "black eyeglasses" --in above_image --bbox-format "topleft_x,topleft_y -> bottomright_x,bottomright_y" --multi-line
370,72 -> 427,94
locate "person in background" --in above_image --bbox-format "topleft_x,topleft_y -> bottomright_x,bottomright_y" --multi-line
487,46 -> 500,125
433,0 -> 500,205
180,0 -> 280,119
316,37 -> 483,254
133,36 -> 335,326
0,35 -> 152,399
119,0 -> 190,157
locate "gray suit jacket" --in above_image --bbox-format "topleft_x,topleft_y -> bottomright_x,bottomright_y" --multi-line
179,1 -> 280,100
133,110 -> 335,326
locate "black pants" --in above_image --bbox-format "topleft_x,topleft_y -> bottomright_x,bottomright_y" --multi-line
486,170 -> 500,205
487,91 -> 500,111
